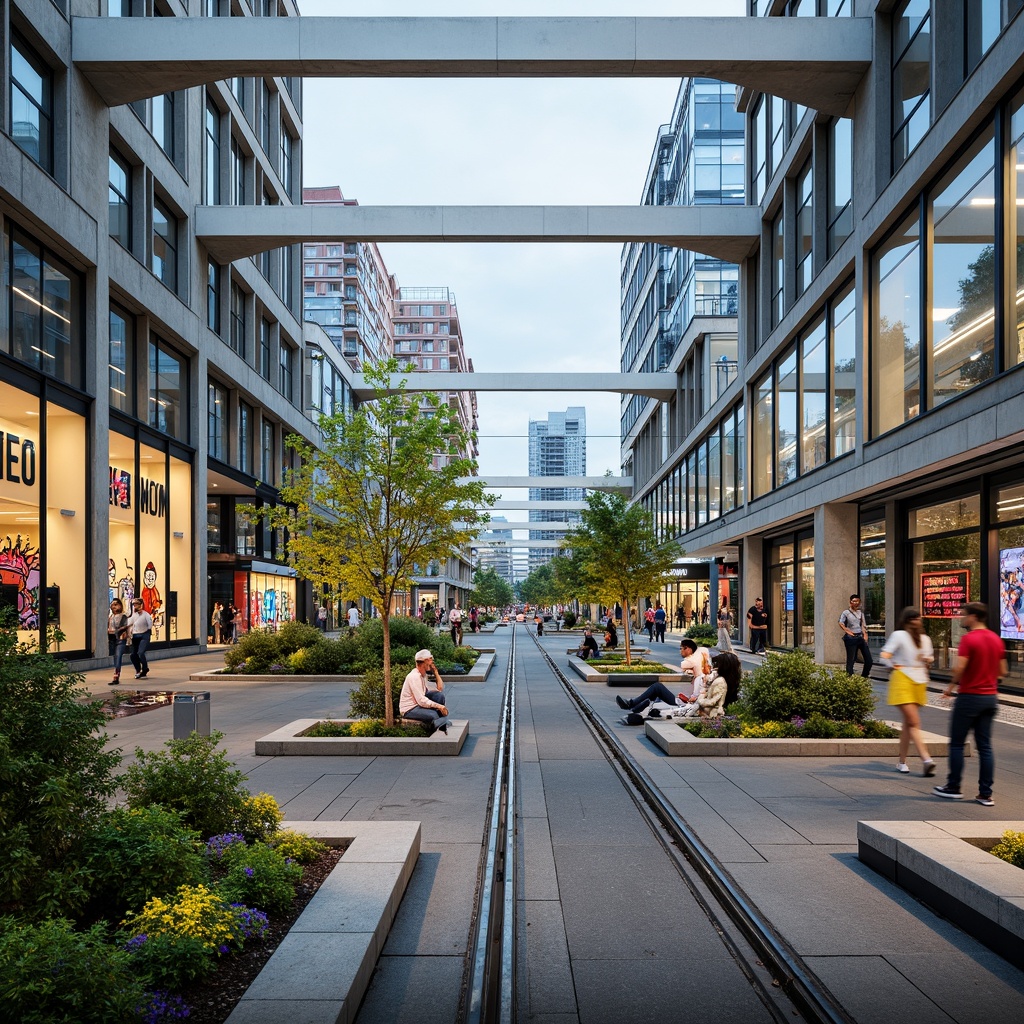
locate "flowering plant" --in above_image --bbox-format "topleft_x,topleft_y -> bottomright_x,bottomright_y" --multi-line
218,842 -> 302,914
137,989 -> 191,1022
235,792 -> 283,843
121,884 -> 242,950
205,833 -> 247,861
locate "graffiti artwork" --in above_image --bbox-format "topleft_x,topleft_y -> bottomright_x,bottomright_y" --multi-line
0,534 -> 41,629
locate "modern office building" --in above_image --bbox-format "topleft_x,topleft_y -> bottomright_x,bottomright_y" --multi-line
626,2 -> 1024,686
528,407 -> 586,573
475,515 -> 516,584
0,1 -> 339,667
620,77 -> 744,628
301,185 -> 395,370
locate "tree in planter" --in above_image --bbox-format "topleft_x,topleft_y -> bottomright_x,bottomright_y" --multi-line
562,491 -> 681,665
249,360 -> 493,726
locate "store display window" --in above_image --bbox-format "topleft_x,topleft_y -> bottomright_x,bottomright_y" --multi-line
0,380 -> 86,651
248,571 -> 296,631
995,481 -> 1024,687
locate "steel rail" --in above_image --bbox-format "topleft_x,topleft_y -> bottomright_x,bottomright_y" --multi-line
463,623 -> 517,1024
529,632 -> 854,1024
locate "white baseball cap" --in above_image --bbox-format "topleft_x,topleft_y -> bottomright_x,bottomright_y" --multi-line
415,649 -> 433,662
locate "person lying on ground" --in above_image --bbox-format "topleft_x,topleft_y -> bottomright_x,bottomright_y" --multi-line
616,652 -> 741,719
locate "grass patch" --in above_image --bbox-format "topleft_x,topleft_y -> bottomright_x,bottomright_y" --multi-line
589,661 -> 675,674
680,714 -> 899,740
303,720 -> 431,738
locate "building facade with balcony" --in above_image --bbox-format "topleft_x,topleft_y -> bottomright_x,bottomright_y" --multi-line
0,0 -> 337,667
631,2 -> 1024,688
619,77 -> 744,629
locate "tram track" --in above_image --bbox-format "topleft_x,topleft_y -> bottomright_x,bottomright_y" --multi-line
526,629 -> 855,1024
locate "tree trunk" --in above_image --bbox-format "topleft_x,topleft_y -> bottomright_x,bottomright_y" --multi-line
622,596 -> 632,666
382,612 -> 395,728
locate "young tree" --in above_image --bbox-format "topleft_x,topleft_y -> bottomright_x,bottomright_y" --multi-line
469,566 -> 513,611
253,360 -> 493,725
562,491 -> 682,664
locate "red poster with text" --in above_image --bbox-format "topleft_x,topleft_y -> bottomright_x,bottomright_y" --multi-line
921,570 -> 969,618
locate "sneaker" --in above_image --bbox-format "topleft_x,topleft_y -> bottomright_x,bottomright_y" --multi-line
922,761 -> 936,778
933,785 -> 963,800
896,762 -> 910,774
975,794 -> 994,806
615,695 -> 630,710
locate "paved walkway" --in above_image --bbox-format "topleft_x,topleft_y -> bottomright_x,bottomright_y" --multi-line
84,630 -> 1024,1023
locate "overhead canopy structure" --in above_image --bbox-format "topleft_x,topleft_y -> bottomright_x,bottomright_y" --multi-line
72,15 -> 871,115
360,371 -> 677,401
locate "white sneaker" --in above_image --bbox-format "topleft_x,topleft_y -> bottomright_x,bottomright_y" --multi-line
896,763 -> 910,773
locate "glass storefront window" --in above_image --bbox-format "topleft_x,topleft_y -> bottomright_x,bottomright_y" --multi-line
873,213 -> 921,436
776,346 -> 797,487
930,132 -> 996,407
169,455 -> 192,641
800,316 -> 827,473
909,495 -> 980,537
996,482 -> 1024,523
859,515 -> 887,650
769,539 -> 795,649
831,285 -> 856,457
708,430 -> 721,523
722,414 -> 736,514
109,305 -> 134,415
736,404 -> 745,507
249,571 -> 296,632
768,532 -> 813,651
996,477 -> 1024,687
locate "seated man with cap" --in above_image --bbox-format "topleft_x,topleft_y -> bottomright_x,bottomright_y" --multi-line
400,649 -> 451,735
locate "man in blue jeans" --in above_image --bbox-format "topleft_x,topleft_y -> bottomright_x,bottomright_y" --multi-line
934,602 -> 1007,805
839,594 -> 874,676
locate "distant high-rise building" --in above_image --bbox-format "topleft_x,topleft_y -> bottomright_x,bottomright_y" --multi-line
528,407 -> 586,572
476,516 -> 515,583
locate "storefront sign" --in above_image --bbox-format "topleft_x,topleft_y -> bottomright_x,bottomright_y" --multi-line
109,467 -> 167,518
921,570 -> 970,618
669,562 -> 711,580
1,432 -> 37,487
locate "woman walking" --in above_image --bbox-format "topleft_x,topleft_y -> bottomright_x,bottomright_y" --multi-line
880,606 -> 936,776
107,598 -> 129,685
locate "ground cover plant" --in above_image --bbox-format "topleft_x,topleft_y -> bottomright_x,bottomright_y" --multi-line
0,616 -> 335,1022
588,661 -> 678,674
991,829 -> 1024,869
303,720 -> 430,738
223,616 -> 478,676
681,715 -> 899,739
684,624 -> 720,646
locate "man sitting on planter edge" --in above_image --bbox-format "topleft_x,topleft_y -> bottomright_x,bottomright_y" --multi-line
400,649 -> 451,735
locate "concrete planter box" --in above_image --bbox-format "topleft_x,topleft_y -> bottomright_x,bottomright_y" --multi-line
645,720 -> 962,758
191,650 -> 496,685
567,655 -> 682,687
226,820 -> 420,1024
858,819 -> 1024,965
255,718 -> 468,756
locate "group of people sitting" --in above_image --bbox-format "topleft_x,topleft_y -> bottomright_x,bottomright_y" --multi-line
614,637 -> 742,722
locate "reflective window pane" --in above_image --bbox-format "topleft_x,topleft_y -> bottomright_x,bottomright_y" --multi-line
800,316 -> 827,473
831,284 -> 856,457
776,347 -> 797,487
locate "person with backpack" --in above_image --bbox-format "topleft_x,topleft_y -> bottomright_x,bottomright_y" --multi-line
644,605 -> 656,641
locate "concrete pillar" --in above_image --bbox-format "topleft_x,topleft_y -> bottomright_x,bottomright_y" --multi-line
741,534 -> 763,648
814,502 -> 858,665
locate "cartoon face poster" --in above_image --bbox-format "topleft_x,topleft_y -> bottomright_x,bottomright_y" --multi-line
999,547 -> 1024,641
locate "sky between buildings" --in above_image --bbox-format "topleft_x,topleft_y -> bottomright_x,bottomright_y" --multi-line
299,0 -> 744,498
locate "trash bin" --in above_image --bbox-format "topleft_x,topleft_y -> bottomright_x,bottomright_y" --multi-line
173,691 -> 211,740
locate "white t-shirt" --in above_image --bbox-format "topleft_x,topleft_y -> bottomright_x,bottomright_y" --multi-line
347,607 -> 360,627
128,609 -> 153,635
449,607 -> 462,623
881,630 -> 933,684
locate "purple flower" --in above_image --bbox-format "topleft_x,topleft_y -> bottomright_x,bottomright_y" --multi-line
205,833 -> 247,859
137,991 -> 191,1022
219,944 -> 229,955
244,866 -> 255,877
125,934 -> 148,953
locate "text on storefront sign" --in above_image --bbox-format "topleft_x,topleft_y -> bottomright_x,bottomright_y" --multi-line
0,433 -> 37,487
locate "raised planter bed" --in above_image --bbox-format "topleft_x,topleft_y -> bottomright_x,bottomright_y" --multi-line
858,819 -> 1024,965
644,720 -> 962,757
190,650 -> 496,685
567,655 -> 683,687
255,718 -> 468,756
225,819 -> 419,1024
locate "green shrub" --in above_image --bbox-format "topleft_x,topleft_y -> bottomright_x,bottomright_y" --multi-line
742,650 -> 875,723
452,645 -> 478,668
217,842 -> 302,915
223,629 -> 279,673
347,666 -> 408,719
351,617 -> 438,670
0,917 -> 145,1023
303,719 -> 428,738
269,830 -> 329,865
591,661 -> 675,673
235,792 -> 283,844
0,617 -> 120,917
274,620 -> 324,655
991,829 -> 1024,869
682,718 -> 746,738
124,929 -> 216,991
562,611 -> 578,629
80,806 -> 208,921
861,719 -> 900,739
685,624 -> 719,645
290,637 -> 359,675
120,731 -> 250,841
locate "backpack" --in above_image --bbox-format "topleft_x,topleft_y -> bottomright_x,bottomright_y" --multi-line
645,608 -> 655,623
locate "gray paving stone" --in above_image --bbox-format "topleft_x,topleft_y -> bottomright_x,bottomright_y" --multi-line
551,846 -> 720,961
318,794 -> 362,819
658,787 -> 765,863
291,862 -> 398,934
224,999 -> 345,1024
571,959 -> 773,1023
520,813 -> 561,901
379,844 -> 480,957
687,782 -> 811,845
519,760 -> 549,818
352,953 -> 464,1024
804,955 -> 956,1024
277,775 -> 362,818
519,900 -> 577,1016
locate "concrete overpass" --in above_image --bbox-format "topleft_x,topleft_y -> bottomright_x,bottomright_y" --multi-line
197,205 -> 760,264
481,500 -> 590,512
73,15 -> 871,115
474,476 -> 632,492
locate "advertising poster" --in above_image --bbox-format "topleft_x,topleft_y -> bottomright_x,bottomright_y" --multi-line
999,547 -> 1024,641
921,570 -> 970,618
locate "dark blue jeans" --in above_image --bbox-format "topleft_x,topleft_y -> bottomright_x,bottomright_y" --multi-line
403,689 -> 448,732
843,634 -> 874,676
130,631 -> 151,676
749,629 -> 767,655
627,681 -> 679,712
946,693 -> 997,797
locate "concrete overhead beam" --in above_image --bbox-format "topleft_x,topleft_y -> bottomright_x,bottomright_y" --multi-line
197,205 -> 760,264
475,476 -> 632,491
483,500 -> 589,511
472,539 -> 567,550
354,371 -> 675,400
472,522 -> 573,530
72,16 -> 871,116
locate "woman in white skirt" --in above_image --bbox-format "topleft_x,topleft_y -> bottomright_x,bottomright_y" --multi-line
880,606 -> 936,777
